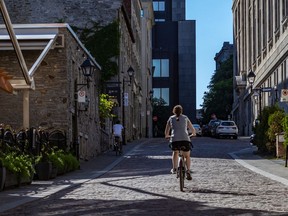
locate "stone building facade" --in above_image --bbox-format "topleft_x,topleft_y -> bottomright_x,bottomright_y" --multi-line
0,24 -> 102,159
232,0 -> 288,135
0,0 -> 154,142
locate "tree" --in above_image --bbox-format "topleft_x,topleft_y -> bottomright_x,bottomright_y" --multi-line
201,56 -> 233,123
151,98 -> 170,137
99,94 -> 116,127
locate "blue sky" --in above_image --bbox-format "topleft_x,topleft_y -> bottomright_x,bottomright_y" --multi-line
185,0 -> 233,109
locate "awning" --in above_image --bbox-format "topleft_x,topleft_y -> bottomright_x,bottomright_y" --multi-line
0,24 -> 59,92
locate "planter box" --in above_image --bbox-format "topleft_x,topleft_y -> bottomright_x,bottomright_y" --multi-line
4,169 -> 20,189
35,162 -> 52,180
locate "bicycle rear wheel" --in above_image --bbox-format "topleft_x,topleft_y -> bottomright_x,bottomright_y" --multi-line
179,159 -> 184,191
115,143 -> 119,156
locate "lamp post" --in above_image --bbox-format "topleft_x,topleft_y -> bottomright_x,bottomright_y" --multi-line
274,85 -> 278,103
247,70 -> 256,91
122,66 -> 134,145
73,58 -> 95,160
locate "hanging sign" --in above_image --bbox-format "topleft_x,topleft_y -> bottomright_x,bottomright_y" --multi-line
124,92 -> 128,106
78,90 -> 86,103
281,89 -> 288,102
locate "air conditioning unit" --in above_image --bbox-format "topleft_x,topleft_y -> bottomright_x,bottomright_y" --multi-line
54,34 -> 64,48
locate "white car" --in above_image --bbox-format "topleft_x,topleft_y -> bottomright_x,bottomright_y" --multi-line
192,124 -> 202,136
215,120 -> 238,139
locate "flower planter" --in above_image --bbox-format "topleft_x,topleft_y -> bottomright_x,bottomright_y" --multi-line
4,169 -> 20,189
50,166 -> 58,179
35,161 -> 52,180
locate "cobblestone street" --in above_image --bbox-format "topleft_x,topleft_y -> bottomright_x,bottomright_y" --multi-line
1,137 -> 288,215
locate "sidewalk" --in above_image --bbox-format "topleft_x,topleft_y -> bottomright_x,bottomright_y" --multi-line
229,145 -> 288,186
0,138 -> 288,213
0,139 -> 148,213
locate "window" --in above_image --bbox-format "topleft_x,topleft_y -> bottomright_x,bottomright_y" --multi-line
153,88 -> 169,105
152,59 -> 169,77
153,1 -> 165,11
155,18 -> 165,22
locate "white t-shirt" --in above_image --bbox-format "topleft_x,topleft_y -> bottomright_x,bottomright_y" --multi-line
113,124 -> 124,136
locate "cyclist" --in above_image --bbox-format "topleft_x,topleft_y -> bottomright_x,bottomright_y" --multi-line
113,120 -> 124,152
164,105 -> 196,180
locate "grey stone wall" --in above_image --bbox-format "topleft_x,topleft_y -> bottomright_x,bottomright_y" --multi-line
0,0 -> 122,27
0,26 -> 101,157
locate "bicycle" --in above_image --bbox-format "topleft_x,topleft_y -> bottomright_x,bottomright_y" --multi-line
177,146 -> 189,192
114,136 -> 122,156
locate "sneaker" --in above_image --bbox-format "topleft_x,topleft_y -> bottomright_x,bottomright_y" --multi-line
170,168 -> 176,174
186,171 -> 192,180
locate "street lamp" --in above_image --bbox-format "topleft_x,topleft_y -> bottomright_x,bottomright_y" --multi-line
274,85 -> 278,103
73,58 -> 96,160
79,58 -> 95,89
149,90 -> 154,101
122,66 -> 135,145
247,70 -> 256,91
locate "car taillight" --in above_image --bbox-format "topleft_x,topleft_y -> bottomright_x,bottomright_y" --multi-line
218,127 -> 224,129
232,127 -> 236,129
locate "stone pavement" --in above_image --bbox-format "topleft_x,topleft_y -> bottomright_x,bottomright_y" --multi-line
0,137 -> 287,213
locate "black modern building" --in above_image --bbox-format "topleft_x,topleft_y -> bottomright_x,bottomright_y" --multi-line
152,0 -> 196,126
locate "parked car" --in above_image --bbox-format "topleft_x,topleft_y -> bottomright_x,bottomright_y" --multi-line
208,119 -> 221,137
201,124 -> 209,136
215,120 -> 238,139
192,124 -> 202,136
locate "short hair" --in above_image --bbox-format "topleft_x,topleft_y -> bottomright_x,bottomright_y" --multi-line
116,120 -> 120,124
173,105 -> 183,117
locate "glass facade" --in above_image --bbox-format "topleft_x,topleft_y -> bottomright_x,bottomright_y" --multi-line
152,59 -> 169,77
153,1 -> 165,11
153,88 -> 170,105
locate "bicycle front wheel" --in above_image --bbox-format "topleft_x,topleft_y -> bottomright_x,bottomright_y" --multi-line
179,159 -> 184,191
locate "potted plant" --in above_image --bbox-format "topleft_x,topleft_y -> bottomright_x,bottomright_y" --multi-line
47,149 -> 65,178
2,152 -> 35,188
35,154 -> 52,180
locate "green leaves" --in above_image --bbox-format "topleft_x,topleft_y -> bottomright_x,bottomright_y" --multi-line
99,94 -> 116,120
201,56 -> 233,122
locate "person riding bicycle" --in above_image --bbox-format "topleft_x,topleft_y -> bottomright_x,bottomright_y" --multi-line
165,105 -> 196,180
113,120 -> 124,152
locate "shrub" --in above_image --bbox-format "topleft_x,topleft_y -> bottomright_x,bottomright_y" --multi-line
254,105 -> 283,154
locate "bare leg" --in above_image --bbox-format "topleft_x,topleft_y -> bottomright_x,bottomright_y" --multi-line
183,151 -> 191,171
172,151 -> 179,169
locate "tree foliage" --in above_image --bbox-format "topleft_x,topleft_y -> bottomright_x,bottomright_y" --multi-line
99,94 -> 116,120
201,56 -> 233,123
152,98 -> 170,137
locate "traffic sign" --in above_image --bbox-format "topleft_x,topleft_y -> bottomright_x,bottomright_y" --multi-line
77,90 -> 86,103
281,89 -> 288,102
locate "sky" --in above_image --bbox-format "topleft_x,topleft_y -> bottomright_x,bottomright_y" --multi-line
185,0 -> 234,109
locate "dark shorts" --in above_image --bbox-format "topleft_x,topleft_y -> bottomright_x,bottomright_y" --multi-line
170,141 -> 191,152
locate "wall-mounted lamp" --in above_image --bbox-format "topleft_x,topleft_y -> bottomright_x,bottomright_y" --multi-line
149,90 -> 154,101
77,58 -> 95,89
127,66 -> 135,84
247,70 -> 256,91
